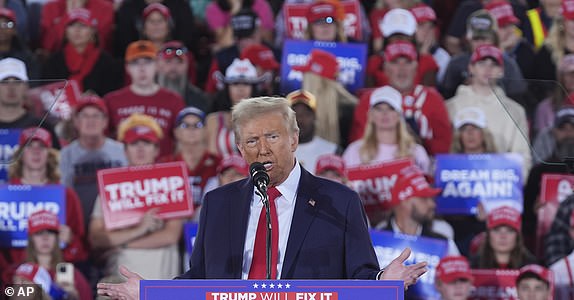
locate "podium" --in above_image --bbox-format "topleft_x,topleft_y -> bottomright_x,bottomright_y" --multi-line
140,280 -> 404,299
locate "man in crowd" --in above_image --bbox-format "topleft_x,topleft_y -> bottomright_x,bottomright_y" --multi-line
516,264 -> 552,300
97,97 -> 428,299
60,94 -> 127,231
434,256 -> 474,300
104,40 -> 185,157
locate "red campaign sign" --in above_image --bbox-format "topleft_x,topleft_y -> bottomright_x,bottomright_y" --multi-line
284,1 -> 363,41
27,80 -> 80,120
536,174 -> 574,257
347,158 -> 413,212
206,292 -> 338,300
97,162 -> 193,230
469,269 -> 554,300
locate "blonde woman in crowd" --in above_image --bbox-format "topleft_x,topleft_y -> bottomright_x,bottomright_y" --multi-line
342,85 -> 430,173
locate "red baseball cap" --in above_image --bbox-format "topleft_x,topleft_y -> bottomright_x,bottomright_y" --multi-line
390,165 -> 441,208
217,154 -> 248,176
158,41 -> 189,61
315,154 -> 346,176
563,0 -> 574,20
306,1 -> 338,24
384,40 -> 418,62
19,127 -> 52,148
470,44 -> 503,66
75,94 -> 108,115
0,7 -> 16,23
292,49 -> 339,80
65,8 -> 96,27
240,44 -> 279,71
436,256 -> 474,283
410,3 -> 436,24
485,1 -> 519,28
487,206 -> 521,231
517,264 -> 551,285
28,210 -> 59,234
143,2 -> 171,20
123,125 -> 161,144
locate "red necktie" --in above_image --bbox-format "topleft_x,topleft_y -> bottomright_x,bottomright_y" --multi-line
249,187 -> 281,279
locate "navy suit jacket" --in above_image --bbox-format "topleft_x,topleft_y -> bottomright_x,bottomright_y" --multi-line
177,167 -> 381,279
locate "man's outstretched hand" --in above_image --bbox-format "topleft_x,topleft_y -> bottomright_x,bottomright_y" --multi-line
379,247 -> 428,289
97,265 -> 142,300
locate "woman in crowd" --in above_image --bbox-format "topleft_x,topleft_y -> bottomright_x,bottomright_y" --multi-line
159,107 -> 221,218
139,3 -> 173,51
42,8 -> 122,96
304,0 -> 347,42
295,49 -> 357,147
471,206 -> 536,269
206,58 -> 262,156
343,85 -> 430,173
12,210 -> 92,299
89,114 -> 183,279
6,128 -> 87,266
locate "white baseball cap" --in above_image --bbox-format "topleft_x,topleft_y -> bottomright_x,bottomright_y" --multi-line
454,107 -> 487,129
221,58 -> 263,84
0,57 -> 28,81
380,8 -> 417,38
369,85 -> 402,112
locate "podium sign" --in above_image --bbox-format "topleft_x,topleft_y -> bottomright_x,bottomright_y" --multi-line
140,280 -> 404,299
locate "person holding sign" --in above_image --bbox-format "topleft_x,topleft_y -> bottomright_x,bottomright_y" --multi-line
343,85 -> 430,173
434,256 -> 474,300
89,114 -> 183,280
97,96 -> 428,300
5,127 -> 87,265
6,210 -> 92,300
471,206 -> 536,269
550,210 -> 574,300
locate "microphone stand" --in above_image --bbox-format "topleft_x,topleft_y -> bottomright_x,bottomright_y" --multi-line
255,184 -> 273,280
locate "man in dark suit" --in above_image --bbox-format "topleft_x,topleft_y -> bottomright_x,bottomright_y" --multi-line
97,97 -> 427,299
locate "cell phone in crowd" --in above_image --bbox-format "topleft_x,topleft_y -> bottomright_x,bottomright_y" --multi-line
56,263 -> 74,285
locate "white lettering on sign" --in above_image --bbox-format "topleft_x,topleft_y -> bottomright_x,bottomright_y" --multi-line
105,176 -> 185,200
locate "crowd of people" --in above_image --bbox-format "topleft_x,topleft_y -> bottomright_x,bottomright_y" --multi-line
1,0 -> 574,299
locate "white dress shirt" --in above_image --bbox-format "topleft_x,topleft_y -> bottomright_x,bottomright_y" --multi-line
241,163 -> 301,279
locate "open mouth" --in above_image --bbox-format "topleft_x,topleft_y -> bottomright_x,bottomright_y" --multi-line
263,161 -> 273,170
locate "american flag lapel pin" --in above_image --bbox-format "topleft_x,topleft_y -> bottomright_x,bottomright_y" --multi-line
308,199 -> 316,207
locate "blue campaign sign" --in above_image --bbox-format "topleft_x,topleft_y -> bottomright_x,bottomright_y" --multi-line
0,185 -> 66,248
434,154 -> 524,215
182,222 -> 198,272
370,230 -> 447,300
141,279 -> 404,299
280,40 -> 367,94
0,129 -> 21,184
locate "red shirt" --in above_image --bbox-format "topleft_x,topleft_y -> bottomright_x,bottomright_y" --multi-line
159,152 -> 221,206
40,0 -> 114,53
349,85 -> 452,156
2,179 -> 88,267
104,86 -> 185,157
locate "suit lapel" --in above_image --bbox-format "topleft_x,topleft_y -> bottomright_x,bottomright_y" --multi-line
229,178 -> 254,278
281,168 -> 319,277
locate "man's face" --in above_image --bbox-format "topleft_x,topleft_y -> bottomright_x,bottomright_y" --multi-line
541,0 -> 562,18
74,106 -> 108,138
292,103 -> 315,143
0,16 -> 16,43
174,114 -> 205,146
157,57 -> 188,80
125,140 -> 159,166
410,196 -> 436,224
517,278 -> 550,300
554,122 -> 574,143
126,58 -> 157,86
435,279 -> 473,300
384,57 -> 417,92
237,111 -> 298,187
0,78 -> 27,107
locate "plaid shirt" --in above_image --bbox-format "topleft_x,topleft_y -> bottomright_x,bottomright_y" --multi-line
545,195 -> 574,266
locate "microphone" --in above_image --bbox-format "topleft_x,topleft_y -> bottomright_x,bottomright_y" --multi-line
249,162 -> 273,279
250,162 -> 269,196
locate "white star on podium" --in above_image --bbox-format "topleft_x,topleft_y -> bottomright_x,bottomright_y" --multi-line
261,283 -> 267,288
253,283 -> 259,289
277,283 -> 283,289
285,283 -> 291,289
269,283 -> 275,288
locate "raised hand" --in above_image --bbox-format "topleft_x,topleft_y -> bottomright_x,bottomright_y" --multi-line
379,247 -> 428,289
97,266 -> 142,300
